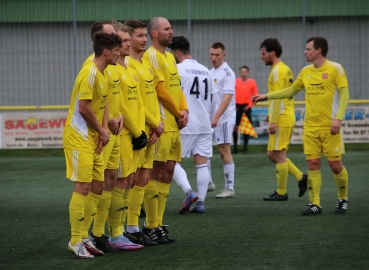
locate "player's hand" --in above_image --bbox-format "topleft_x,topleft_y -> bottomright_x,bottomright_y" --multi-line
178,110 -> 189,128
269,123 -> 277,134
108,117 -> 120,135
95,138 -> 104,155
265,115 -> 269,122
100,128 -> 110,146
148,128 -> 158,145
211,116 -> 219,128
331,119 -> 342,135
154,122 -> 164,136
252,94 -> 268,105
243,105 -> 250,112
132,130 -> 148,150
117,114 -> 123,134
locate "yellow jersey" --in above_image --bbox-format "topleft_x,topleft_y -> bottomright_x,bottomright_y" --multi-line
143,46 -> 182,131
116,62 -> 145,136
63,62 -> 108,152
268,61 -> 295,127
293,60 -> 348,128
126,56 -> 160,129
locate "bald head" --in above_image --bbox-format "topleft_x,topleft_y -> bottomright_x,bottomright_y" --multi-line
147,17 -> 167,39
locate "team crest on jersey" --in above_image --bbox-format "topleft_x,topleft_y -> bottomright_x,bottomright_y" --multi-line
133,74 -> 138,82
322,73 -> 328,80
148,68 -> 153,75
214,79 -> 218,84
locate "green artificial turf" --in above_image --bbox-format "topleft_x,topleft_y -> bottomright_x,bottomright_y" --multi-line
0,151 -> 368,269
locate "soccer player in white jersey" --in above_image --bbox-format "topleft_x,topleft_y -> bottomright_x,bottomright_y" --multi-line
253,36 -> 350,215
209,42 -> 236,198
168,36 -> 217,213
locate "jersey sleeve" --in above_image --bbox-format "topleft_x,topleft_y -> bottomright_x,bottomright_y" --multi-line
78,67 -> 96,101
223,72 -> 236,95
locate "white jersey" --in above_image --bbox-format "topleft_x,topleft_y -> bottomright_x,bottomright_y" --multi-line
210,62 -> 236,125
178,59 -> 217,134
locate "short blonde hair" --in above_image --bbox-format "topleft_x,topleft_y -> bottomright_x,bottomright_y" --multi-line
112,20 -> 133,34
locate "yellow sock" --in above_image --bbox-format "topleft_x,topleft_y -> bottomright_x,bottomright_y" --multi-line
81,192 -> 101,239
308,170 -> 322,206
157,182 -> 171,226
286,158 -> 303,181
108,188 -> 124,237
92,190 -> 111,237
276,162 -> 288,195
121,188 -> 131,233
127,186 -> 145,227
333,167 -> 348,200
144,180 -> 159,229
69,192 -> 86,245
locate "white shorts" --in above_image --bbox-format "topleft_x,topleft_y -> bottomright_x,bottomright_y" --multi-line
181,133 -> 213,158
213,122 -> 233,145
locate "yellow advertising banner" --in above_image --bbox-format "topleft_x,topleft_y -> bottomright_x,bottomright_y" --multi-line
1,112 -> 67,149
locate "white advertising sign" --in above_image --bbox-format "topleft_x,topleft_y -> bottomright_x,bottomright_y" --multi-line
1,112 -> 67,149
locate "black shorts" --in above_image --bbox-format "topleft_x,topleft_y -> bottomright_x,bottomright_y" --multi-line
235,103 -> 252,126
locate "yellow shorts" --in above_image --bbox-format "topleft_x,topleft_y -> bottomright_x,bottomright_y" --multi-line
117,133 -> 139,178
64,148 -> 104,182
155,131 -> 182,162
102,134 -> 120,169
267,126 -> 293,151
138,142 -> 156,169
303,128 -> 345,160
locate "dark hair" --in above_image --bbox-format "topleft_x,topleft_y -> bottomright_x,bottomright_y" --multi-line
259,38 -> 282,57
168,36 -> 190,54
306,36 -> 329,57
239,65 -> 249,71
124,20 -> 146,31
93,32 -> 122,57
90,20 -> 113,41
210,42 -> 225,51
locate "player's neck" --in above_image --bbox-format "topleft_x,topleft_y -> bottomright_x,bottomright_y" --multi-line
241,77 -> 248,82
273,58 -> 281,65
313,57 -> 326,68
117,55 -> 126,67
152,41 -> 166,54
130,50 -> 142,62
93,56 -> 108,74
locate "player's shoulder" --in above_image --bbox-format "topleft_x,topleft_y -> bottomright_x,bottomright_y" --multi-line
326,60 -> 345,74
78,62 -> 98,86
222,62 -> 235,78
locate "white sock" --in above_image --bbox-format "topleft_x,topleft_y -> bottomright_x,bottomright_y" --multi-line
223,162 -> 235,190
196,164 -> 209,202
127,225 -> 140,234
173,163 -> 192,194
207,158 -> 213,183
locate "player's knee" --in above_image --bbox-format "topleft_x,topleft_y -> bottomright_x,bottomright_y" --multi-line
329,161 -> 343,174
307,159 -> 321,171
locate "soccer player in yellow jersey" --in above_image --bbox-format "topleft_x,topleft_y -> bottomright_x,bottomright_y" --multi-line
259,38 -> 308,202
103,22 -> 146,251
123,19 -> 165,246
253,36 -> 350,215
63,32 -> 121,259
142,17 -> 189,243
79,20 -> 125,254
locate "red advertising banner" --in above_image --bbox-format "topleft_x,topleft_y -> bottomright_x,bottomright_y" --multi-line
0,112 -> 67,149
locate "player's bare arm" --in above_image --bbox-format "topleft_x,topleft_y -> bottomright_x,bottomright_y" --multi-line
211,93 -> 232,128
252,94 -> 268,104
79,100 -> 110,154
